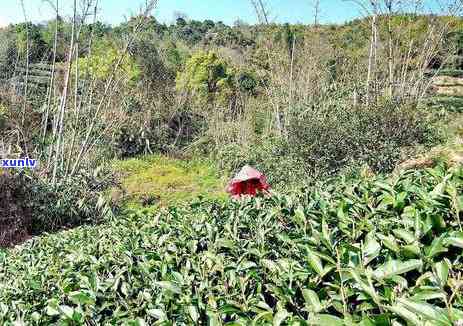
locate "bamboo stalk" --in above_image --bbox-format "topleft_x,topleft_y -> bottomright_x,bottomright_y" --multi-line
51,0 -> 77,184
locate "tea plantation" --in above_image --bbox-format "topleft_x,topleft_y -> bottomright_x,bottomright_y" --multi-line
0,165 -> 462,325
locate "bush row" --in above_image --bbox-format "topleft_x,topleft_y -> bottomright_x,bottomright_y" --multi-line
1,164 -> 462,324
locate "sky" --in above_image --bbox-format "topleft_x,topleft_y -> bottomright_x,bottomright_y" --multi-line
0,0 -> 448,27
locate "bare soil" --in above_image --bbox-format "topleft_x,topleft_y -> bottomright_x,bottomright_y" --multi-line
0,171 -> 31,247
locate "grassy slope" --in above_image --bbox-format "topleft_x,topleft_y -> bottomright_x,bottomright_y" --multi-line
111,155 -> 228,208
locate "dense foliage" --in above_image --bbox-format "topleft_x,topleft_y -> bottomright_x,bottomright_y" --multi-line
0,8 -> 462,324
217,103 -> 441,188
0,168 -> 115,243
1,164 -> 462,324
176,51 -> 235,105
76,41 -> 141,84
26,169 -> 116,233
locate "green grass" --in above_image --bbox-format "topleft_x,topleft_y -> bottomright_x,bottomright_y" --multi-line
111,155 -> 227,208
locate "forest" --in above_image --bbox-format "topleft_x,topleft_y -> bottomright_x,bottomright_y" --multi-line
1,0 -> 463,324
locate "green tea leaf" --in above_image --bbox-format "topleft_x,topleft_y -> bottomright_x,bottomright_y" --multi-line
147,309 -> 167,320
273,309 -> 290,326
363,232 -> 381,265
309,314 -> 344,326
350,269 -> 381,304
385,304 -> 422,326
373,259 -> 423,280
377,233 -> 400,253
155,281 -> 181,294
397,298 -> 451,325
69,290 -> 95,305
307,249 -> 324,277
393,229 -> 416,244
425,234 -> 448,258
188,305 -> 200,323
434,260 -> 450,286
444,232 -> 463,248
302,289 -> 323,313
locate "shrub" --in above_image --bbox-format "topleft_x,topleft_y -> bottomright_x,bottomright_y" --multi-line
76,40 -> 140,84
0,28 -> 17,80
0,168 -> 117,242
237,71 -> 258,95
217,102 -> 441,189
26,169 -> 116,233
0,166 -> 116,244
289,103 -> 441,177
0,104 -> 8,130
112,123 -> 171,158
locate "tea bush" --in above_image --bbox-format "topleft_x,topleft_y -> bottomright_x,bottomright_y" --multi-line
0,166 -> 119,246
25,169 -> 116,233
289,103 -> 440,175
1,164 -> 462,324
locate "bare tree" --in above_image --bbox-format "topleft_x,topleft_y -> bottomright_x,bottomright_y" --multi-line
19,0 -> 30,156
250,0 -> 270,25
69,0 -> 159,177
310,0 -> 321,27
11,0 -> 161,183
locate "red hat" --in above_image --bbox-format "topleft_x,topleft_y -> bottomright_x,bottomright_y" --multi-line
226,165 -> 270,198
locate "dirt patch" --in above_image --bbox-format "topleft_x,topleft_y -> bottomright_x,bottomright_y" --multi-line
0,171 -> 32,247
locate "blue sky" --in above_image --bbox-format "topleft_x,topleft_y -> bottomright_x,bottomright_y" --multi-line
0,0 -> 445,27
0,0 -> 364,26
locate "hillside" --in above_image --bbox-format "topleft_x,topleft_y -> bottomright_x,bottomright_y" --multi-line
1,1 -> 463,325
